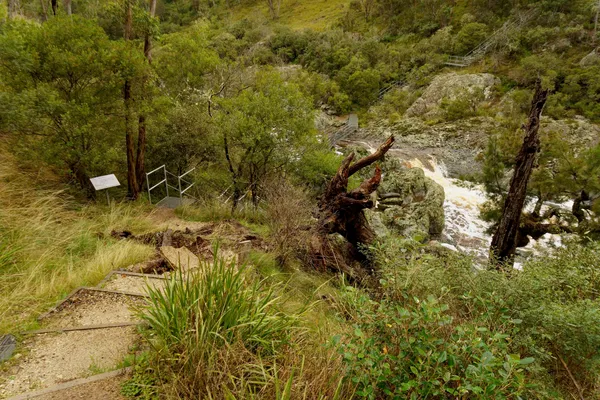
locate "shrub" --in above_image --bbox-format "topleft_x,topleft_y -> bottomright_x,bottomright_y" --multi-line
263,178 -> 313,266
454,22 -> 488,55
337,294 -> 538,399
364,236 -> 600,397
440,87 -> 484,121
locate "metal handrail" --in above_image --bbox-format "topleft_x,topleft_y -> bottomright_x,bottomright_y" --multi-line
179,168 -> 195,179
146,165 -> 197,205
146,165 -> 168,204
149,179 -> 167,191
181,184 -> 194,194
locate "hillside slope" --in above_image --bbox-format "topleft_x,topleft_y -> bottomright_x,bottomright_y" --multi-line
226,0 -> 351,30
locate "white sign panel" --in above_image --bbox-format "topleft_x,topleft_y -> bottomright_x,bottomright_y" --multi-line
90,174 -> 120,191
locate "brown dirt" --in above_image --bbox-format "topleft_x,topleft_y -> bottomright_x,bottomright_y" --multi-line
42,290 -> 144,329
101,274 -> 166,296
0,327 -> 137,398
36,375 -> 128,400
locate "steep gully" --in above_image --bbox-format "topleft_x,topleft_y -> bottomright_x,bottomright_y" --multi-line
342,139 -> 570,268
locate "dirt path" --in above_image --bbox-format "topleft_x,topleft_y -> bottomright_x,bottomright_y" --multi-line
0,218 -> 255,399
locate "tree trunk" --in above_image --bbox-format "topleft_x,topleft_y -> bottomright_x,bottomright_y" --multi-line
123,0 -> 138,200
143,0 -> 157,63
124,80 -> 138,199
8,0 -> 19,18
490,82 -> 549,270
63,0 -> 71,15
531,191 -> 544,219
594,0 -> 599,43
313,135 -> 395,271
40,0 -> 48,21
266,0 -> 280,19
572,190 -> 589,223
134,0 -> 157,194
51,0 -> 57,15
135,115 -> 146,194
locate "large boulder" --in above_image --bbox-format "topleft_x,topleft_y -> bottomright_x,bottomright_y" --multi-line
363,116 -> 498,178
367,160 -> 445,241
406,73 -> 500,119
541,116 -> 600,149
579,48 -> 600,67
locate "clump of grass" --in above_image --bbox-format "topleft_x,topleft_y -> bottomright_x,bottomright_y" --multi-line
142,252 -> 295,357
139,251 -> 350,398
176,198 -> 266,225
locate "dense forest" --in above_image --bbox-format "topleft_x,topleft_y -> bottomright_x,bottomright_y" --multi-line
1,0 -> 600,399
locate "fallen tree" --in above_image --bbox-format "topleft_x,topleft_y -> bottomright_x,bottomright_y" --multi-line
311,135 -> 395,277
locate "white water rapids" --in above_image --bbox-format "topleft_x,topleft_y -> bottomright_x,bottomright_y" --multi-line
406,157 -> 570,267
407,158 -> 492,261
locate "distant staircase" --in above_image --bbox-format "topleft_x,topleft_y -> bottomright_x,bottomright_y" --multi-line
445,8 -> 538,67
377,80 -> 404,100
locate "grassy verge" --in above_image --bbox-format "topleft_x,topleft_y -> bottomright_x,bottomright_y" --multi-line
0,148 -> 157,333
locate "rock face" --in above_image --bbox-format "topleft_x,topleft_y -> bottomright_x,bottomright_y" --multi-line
406,73 -> 500,119
363,116 -> 498,178
579,47 -> 600,67
541,116 -> 600,149
367,159 -> 445,241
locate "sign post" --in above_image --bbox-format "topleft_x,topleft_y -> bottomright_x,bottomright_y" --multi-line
90,174 -> 121,205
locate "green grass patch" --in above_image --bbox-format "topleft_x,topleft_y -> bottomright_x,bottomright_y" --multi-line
227,0 -> 351,31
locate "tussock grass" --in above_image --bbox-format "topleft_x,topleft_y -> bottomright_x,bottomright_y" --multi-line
0,147 -> 156,333
139,251 -> 351,399
176,198 -> 266,224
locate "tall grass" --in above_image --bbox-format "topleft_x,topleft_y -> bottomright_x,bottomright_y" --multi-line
139,252 -> 350,399
0,147 -> 156,333
143,253 -> 295,357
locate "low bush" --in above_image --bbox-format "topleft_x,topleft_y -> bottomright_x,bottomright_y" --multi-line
338,294 -> 538,399
334,237 -> 600,398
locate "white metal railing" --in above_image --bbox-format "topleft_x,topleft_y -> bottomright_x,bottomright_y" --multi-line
146,165 -> 168,204
146,165 -> 196,205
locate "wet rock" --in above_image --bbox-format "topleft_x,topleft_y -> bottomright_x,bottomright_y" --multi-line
368,159 -> 445,241
541,116 -> 600,149
362,116 -> 498,178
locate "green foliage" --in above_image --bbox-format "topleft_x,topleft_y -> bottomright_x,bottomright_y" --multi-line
507,243 -> 600,385
357,236 -> 600,397
216,69 -> 315,203
0,16 -> 147,193
153,21 -> 221,97
121,358 -> 158,399
454,22 -> 488,54
440,87 -> 484,121
339,294 -> 535,399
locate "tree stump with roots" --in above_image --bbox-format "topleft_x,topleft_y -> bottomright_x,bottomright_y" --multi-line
311,135 -> 395,279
